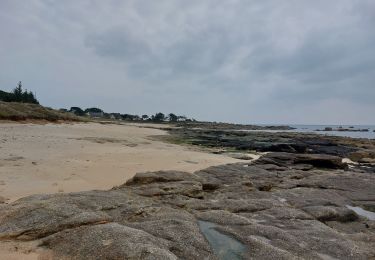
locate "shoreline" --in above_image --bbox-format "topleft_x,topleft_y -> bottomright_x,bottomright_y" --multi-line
0,121 -> 374,259
0,122 -> 244,203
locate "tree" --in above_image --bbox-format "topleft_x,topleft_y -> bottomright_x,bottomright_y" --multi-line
2,81 -> 39,104
21,90 -> 29,103
13,81 -> 23,102
168,113 -> 178,122
142,115 -> 149,120
84,107 -> 103,113
27,91 -> 38,104
0,90 -> 11,102
153,112 -> 165,122
69,107 -> 85,116
122,114 -> 135,121
21,89 -> 38,104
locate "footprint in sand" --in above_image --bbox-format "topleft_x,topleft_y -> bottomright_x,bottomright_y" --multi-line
0,180 -> 5,185
5,156 -> 24,161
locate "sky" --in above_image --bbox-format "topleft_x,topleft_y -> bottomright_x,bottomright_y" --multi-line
0,0 -> 374,124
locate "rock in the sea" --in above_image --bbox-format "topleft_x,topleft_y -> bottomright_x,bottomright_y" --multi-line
167,127 -> 369,157
255,152 -> 348,169
0,152 -> 374,259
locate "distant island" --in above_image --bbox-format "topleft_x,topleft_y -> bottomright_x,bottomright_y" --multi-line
317,126 -> 370,133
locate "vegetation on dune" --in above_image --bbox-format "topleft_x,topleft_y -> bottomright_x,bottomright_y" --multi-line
0,82 -> 86,122
0,101 -> 84,121
1,81 -> 194,123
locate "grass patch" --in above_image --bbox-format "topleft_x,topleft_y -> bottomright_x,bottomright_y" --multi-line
0,101 -> 87,122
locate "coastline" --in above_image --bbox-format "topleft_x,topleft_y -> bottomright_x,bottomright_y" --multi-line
0,121 -> 374,259
0,122 -> 243,202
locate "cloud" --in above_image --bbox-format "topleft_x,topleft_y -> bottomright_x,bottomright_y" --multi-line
0,0 -> 374,124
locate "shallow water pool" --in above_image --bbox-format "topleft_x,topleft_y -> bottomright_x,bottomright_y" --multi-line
198,220 -> 246,260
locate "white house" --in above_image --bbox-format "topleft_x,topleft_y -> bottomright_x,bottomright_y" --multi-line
86,111 -> 104,118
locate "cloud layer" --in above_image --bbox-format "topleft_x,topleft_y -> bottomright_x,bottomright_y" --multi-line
1,0 -> 374,124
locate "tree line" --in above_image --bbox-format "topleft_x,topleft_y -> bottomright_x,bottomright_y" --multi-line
67,107 -> 194,122
0,82 -> 193,122
0,81 -> 39,104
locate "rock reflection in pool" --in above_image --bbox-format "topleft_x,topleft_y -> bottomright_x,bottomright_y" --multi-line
198,220 -> 246,260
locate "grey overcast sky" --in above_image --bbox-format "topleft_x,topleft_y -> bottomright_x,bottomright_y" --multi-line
1,0 -> 374,124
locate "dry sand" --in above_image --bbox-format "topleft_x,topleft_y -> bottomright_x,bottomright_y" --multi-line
0,241 -> 50,260
0,122 -> 242,203
0,121 -> 251,259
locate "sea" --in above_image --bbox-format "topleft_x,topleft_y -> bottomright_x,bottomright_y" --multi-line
258,125 -> 375,139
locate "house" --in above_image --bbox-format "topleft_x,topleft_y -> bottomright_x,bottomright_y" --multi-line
86,111 -> 104,118
177,116 -> 187,122
109,113 -> 122,120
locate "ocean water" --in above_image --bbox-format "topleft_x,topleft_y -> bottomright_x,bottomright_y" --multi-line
256,125 -> 375,139
290,125 -> 375,139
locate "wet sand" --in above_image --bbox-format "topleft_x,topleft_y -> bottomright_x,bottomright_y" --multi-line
0,122 -> 241,202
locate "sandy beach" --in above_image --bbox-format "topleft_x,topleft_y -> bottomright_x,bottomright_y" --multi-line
0,122 -> 241,203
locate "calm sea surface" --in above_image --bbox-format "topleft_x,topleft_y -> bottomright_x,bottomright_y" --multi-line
256,125 -> 375,139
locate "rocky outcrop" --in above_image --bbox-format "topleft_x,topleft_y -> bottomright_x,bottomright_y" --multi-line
0,153 -> 374,259
319,127 -> 369,132
175,121 -> 295,131
42,223 -> 178,259
167,128 -> 375,159
254,152 -> 348,169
